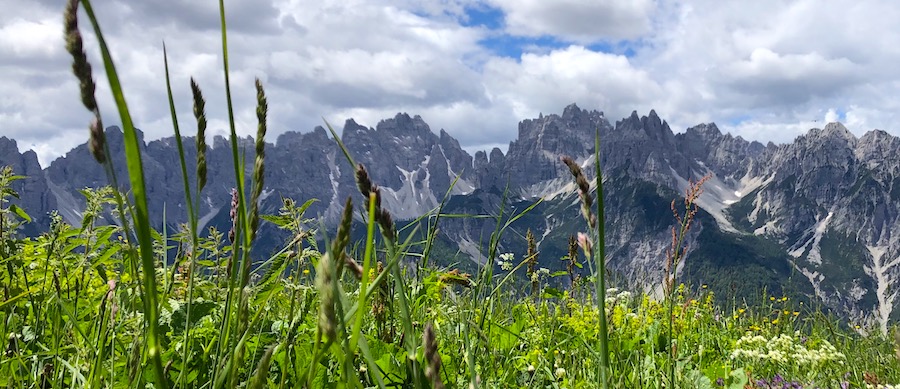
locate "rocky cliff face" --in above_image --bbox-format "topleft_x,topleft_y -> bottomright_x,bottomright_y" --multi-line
0,137 -> 55,235
6,104 -> 900,330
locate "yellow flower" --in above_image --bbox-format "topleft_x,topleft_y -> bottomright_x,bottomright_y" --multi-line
783,310 -> 790,315
738,308 -> 746,314
793,311 -> 800,316
772,318 -> 779,325
733,315 -> 739,319
781,297 -> 788,302
303,269 -> 310,275
702,284 -> 708,289
769,297 -> 775,301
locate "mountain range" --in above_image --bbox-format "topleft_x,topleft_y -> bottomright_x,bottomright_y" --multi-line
3,103 -> 900,332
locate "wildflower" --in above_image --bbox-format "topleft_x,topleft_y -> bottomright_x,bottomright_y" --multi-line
770,296 -> 775,301
554,367 -> 566,379
793,311 -> 800,316
302,269 -> 310,275
702,284 -> 708,289
738,308 -> 746,314
772,318 -> 779,325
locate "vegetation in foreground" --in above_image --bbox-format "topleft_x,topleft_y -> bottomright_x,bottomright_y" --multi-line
1,0 -> 899,388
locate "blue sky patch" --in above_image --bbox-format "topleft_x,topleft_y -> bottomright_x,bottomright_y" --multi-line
460,4 -> 504,30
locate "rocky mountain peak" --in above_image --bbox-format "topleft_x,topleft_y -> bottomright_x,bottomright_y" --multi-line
0,136 -> 19,155
800,122 -> 857,149
823,122 -> 854,138
856,129 -> 900,167
684,123 -> 723,141
377,112 -> 431,137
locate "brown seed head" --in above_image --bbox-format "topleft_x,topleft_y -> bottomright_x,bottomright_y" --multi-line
332,197 -> 353,263
190,78 -> 207,191
88,117 -> 107,164
423,323 -> 445,389
561,156 -> 596,228
64,0 -> 96,112
228,188 -> 238,243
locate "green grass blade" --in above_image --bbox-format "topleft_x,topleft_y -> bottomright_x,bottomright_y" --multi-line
78,1 -> 169,386
593,127 -> 610,388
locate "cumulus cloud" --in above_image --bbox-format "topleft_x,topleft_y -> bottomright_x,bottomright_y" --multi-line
488,0 -> 656,42
484,46 -> 662,121
3,0 -> 900,166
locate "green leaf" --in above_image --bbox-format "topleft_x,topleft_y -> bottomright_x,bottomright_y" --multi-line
260,214 -> 291,228
727,368 -> 748,389
9,204 -> 31,222
542,287 -> 564,298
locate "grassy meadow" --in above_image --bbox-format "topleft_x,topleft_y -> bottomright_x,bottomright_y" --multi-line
1,0 -> 899,387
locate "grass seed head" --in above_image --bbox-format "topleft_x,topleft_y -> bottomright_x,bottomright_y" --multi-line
316,252 -> 337,340
228,188 -> 238,244
88,117 -> 107,164
190,78 -> 207,191
560,156 -> 596,228
423,323 -> 445,389
65,0 -> 106,164
64,0 -> 96,112
249,79 -> 268,242
331,197 -> 353,275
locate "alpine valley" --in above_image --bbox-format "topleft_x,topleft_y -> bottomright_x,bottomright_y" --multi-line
3,104 -> 900,332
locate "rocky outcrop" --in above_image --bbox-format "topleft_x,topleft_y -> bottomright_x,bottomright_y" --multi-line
8,105 -> 900,330
0,137 -> 55,233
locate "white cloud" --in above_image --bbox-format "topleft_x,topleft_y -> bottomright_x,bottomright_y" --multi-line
489,0 -> 655,42
484,46 -> 662,122
4,0 -> 900,166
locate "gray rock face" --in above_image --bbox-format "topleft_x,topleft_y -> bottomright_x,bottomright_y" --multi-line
476,103 -> 610,192
676,123 -> 768,178
9,105 -> 900,330
0,137 -> 55,233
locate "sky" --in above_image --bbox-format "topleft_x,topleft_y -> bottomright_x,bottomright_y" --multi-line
3,0 -> 900,167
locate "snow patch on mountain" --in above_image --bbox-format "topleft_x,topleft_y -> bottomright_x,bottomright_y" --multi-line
788,211 -> 833,264
46,177 -> 82,226
379,158 -> 439,220
865,245 -> 900,334
672,165 -> 773,234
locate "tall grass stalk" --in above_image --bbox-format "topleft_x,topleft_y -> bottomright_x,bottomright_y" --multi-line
67,0 -> 169,386
664,175 -> 709,388
561,129 -> 610,388
592,130 -> 610,387
161,44 -> 204,388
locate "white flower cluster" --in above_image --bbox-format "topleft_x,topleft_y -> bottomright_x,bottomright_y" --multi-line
528,267 -> 550,283
604,288 -> 632,307
730,331 -> 845,367
497,253 -> 514,271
